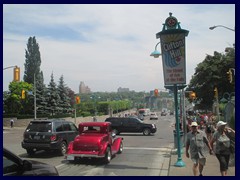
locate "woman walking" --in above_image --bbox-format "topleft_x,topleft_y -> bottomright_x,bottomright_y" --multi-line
210,121 -> 235,176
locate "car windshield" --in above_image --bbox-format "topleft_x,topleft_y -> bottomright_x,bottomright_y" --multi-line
26,122 -> 52,132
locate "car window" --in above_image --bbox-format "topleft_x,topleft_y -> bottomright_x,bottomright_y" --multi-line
69,123 -> 78,131
63,122 -> 71,131
83,126 -> 101,133
130,118 -> 142,123
26,122 -> 52,132
3,156 -> 19,175
55,122 -> 63,132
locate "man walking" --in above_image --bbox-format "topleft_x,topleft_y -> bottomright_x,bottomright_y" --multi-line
186,122 -> 213,176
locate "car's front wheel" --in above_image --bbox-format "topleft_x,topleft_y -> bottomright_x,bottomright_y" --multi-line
143,128 -> 151,136
117,142 -> 123,154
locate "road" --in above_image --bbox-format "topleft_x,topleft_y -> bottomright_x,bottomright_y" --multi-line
3,113 -> 176,176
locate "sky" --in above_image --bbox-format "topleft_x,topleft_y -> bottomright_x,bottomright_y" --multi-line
3,4 -> 235,93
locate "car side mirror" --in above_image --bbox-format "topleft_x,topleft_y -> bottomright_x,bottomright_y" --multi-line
22,160 -> 32,171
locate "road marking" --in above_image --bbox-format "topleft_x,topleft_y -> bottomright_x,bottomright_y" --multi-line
124,146 -> 172,152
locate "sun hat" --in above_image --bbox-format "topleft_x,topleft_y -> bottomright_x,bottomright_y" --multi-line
216,121 -> 227,128
191,122 -> 198,127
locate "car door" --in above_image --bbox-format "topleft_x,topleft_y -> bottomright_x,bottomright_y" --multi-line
123,118 -> 140,132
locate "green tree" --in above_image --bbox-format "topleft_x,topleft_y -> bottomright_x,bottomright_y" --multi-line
4,81 -> 32,114
46,73 -> 60,116
57,75 -> 71,113
188,46 -> 235,110
23,36 -> 47,115
24,36 -> 42,84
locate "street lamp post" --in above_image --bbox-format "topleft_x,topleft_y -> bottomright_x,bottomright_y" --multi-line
209,25 -> 235,32
151,13 -> 189,167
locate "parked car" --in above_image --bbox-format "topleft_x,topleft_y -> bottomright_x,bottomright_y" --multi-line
3,147 -> 59,176
161,111 -> 167,116
150,112 -> 158,120
66,122 -> 123,164
105,117 -> 157,136
138,114 -> 144,121
21,119 -> 78,156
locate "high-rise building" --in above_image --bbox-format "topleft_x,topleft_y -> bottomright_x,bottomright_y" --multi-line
79,81 -> 91,94
117,87 -> 130,92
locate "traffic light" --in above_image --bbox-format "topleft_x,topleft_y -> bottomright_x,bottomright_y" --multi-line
13,67 -> 20,82
189,91 -> 196,100
76,96 -> 80,104
214,87 -> 218,98
154,89 -> 159,97
227,69 -> 233,83
21,89 -> 26,99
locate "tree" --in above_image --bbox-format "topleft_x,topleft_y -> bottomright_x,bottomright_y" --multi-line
24,36 -> 42,84
23,36 -> 48,115
57,75 -> 71,113
4,81 -> 32,114
188,46 -> 235,110
46,73 -> 60,116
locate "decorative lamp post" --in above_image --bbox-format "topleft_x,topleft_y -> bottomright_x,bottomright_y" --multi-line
209,25 -> 235,32
151,12 -> 189,167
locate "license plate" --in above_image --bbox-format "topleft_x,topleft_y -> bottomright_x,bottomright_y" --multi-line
34,136 -> 40,140
66,155 -> 74,160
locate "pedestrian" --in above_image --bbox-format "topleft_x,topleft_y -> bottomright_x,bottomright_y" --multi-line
10,118 -> 14,128
205,119 -> 215,141
210,121 -> 235,176
186,122 -> 213,176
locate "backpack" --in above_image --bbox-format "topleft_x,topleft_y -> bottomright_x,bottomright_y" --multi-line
206,124 -> 212,133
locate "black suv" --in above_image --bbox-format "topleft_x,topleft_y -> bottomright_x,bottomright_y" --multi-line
105,117 -> 157,136
21,119 -> 78,156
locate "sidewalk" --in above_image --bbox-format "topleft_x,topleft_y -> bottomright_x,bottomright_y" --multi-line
168,149 -> 235,176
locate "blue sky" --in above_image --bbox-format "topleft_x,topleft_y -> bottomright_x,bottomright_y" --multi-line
3,4 -> 235,93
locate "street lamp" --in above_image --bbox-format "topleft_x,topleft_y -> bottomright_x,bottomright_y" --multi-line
150,42 -> 161,58
209,25 -> 235,32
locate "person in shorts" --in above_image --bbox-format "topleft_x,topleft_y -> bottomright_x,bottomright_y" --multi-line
186,122 -> 213,176
210,121 -> 235,176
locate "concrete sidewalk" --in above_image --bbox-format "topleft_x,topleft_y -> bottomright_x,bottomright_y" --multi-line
168,149 -> 235,176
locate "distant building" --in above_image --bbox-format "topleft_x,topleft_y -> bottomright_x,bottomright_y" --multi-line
117,87 -> 130,93
79,81 -> 91,94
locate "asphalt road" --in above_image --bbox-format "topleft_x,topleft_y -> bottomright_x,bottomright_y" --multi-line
3,113 -> 176,176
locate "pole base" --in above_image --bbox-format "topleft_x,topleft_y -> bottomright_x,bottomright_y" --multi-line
174,159 -> 186,167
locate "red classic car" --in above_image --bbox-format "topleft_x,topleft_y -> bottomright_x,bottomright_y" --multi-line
65,122 -> 123,164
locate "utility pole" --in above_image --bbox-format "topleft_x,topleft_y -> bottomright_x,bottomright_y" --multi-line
34,74 -> 37,120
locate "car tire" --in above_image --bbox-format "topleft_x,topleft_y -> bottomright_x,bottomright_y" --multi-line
117,142 -> 123,154
143,128 -> 151,136
59,141 -> 67,156
103,147 -> 112,164
27,149 -> 35,156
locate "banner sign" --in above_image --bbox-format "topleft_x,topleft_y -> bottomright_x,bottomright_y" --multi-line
160,33 -> 186,85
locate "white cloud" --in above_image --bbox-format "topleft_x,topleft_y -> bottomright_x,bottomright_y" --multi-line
3,4 -> 235,93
